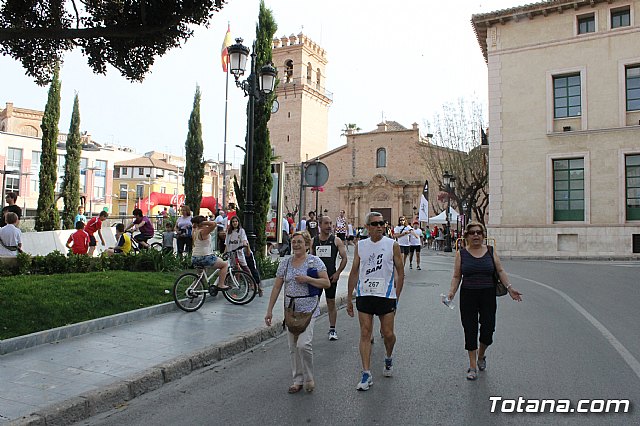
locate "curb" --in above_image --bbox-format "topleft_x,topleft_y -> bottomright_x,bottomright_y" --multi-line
0,278 -> 276,356
7,287 -> 352,426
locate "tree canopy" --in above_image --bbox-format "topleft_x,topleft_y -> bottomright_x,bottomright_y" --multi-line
0,0 -> 226,85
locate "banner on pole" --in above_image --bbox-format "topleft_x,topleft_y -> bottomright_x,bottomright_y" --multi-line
419,194 -> 429,222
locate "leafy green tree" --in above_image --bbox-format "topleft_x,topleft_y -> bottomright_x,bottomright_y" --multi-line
238,0 -> 277,256
0,1 -> 228,85
61,94 -> 82,229
35,67 -> 61,231
184,86 -> 204,216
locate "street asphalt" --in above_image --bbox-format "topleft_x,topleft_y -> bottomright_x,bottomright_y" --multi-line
2,248 -> 640,425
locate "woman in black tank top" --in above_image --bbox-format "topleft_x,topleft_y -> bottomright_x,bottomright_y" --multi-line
447,222 -> 522,381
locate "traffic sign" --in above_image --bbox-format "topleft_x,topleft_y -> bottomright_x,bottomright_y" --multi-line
304,162 -> 329,187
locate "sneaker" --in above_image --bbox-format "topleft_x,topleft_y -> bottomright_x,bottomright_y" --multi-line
409,264 -> 412,269
416,265 -> 421,270
328,329 -> 338,341
383,357 -> 393,377
478,356 -> 486,371
356,371 -> 373,391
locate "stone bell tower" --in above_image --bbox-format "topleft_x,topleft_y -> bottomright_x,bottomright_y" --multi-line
268,32 -> 332,164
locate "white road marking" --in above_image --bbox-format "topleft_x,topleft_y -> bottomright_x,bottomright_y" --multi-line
510,273 -> 640,381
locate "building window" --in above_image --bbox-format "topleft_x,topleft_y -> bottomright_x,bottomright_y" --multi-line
577,14 -> 595,34
626,65 -> 640,111
56,154 -> 66,192
284,60 -> 293,83
7,147 -> 22,169
611,7 -> 630,29
307,62 -> 312,83
122,167 -> 128,175
376,148 -> 386,168
113,167 -> 120,179
119,184 -> 128,199
138,167 -> 144,176
553,74 -> 581,118
626,154 -> 640,220
31,151 -> 41,193
160,186 -> 166,194
553,158 -> 584,221
136,184 -> 144,199
79,157 -> 88,193
93,160 -> 107,200
5,176 -> 20,195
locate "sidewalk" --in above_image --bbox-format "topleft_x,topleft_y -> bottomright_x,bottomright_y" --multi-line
0,256 -> 356,426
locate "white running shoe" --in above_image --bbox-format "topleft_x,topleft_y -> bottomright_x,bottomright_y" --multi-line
356,371 -> 373,391
383,357 -> 393,377
328,329 -> 338,341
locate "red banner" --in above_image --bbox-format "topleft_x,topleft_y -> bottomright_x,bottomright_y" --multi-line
138,192 -> 219,215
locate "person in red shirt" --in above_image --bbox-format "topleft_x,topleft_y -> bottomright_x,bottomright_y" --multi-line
84,211 -> 108,256
66,221 -> 90,255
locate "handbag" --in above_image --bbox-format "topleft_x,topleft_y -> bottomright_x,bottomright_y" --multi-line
282,258 -> 320,336
489,246 -> 508,297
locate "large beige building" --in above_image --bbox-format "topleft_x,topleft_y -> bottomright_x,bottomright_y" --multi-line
0,102 -> 138,216
473,0 -> 640,257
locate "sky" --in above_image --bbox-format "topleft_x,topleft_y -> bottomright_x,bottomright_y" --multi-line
0,0 -> 523,167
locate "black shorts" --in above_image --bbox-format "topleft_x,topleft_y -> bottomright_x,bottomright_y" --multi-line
89,235 -> 97,247
356,296 -> 397,316
346,235 -> 355,241
399,245 -> 410,254
134,233 -> 153,243
337,232 -> 346,241
323,280 -> 338,299
410,245 -> 421,253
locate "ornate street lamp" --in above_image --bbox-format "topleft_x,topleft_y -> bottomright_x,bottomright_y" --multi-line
228,38 -> 277,251
443,171 -> 456,252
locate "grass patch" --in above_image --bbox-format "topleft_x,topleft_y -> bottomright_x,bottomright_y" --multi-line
0,270 -> 182,339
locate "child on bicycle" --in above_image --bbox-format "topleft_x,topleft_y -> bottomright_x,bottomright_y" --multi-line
225,216 -> 263,296
106,223 -> 132,255
191,215 -> 229,290
125,208 -> 154,249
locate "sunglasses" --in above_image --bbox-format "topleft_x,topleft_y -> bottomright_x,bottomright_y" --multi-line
467,230 -> 484,236
369,221 -> 386,227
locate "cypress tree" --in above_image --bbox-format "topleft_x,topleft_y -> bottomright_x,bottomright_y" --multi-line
35,66 -> 61,231
184,86 -> 204,216
240,0 -> 277,257
61,94 -> 82,229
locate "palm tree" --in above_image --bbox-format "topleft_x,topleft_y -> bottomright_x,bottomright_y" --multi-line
341,123 -> 361,136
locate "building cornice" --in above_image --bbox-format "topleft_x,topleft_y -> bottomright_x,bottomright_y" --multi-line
472,0 -> 616,62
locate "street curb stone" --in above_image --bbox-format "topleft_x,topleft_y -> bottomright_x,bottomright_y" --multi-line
7,281 -> 345,426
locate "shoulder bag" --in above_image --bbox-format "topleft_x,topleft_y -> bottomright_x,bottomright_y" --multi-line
488,246 -> 508,297
282,258 -> 320,336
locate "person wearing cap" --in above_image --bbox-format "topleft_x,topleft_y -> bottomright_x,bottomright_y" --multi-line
408,221 -> 424,270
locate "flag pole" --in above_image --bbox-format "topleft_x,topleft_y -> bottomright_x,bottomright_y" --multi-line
222,61 -> 229,212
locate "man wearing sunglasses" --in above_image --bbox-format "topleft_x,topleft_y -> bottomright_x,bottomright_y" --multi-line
347,212 -> 404,391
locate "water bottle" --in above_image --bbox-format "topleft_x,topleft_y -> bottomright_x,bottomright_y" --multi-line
440,294 -> 455,309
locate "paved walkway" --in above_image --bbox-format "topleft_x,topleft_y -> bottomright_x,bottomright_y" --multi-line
0,248 -> 369,425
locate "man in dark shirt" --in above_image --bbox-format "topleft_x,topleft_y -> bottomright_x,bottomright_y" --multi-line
126,208 -> 155,249
1,192 -> 22,227
306,211 -> 318,239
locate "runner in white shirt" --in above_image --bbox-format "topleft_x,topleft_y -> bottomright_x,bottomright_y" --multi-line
393,216 -> 412,268
347,211 -> 404,391
408,221 -> 424,270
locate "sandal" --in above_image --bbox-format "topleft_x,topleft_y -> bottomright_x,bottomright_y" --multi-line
288,384 -> 303,394
466,368 -> 478,381
258,287 -> 264,297
478,356 -> 486,371
215,284 -> 231,291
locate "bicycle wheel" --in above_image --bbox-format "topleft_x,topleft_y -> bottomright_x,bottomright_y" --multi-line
150,242 -> 163,252
173,272 -> 206,312
222,270 -> 257,305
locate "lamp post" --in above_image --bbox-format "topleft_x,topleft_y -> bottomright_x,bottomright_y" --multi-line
443,171 -> 456,252
228,37 -> 277,251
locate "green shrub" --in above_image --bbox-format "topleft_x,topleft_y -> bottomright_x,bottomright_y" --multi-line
257,256 -> 279,279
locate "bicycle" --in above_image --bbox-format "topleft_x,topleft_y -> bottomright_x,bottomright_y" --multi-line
127,230 -> 162,253
173,246 -> 258,312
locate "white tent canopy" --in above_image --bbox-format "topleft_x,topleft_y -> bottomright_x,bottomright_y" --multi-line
428,208 -> 460,225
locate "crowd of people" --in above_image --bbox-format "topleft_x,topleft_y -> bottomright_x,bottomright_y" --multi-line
263,209 -> 522,394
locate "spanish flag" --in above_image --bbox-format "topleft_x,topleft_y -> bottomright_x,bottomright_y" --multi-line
221,23 -> 233,72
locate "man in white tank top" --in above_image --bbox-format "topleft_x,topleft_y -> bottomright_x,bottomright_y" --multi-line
347,212 -> 404,391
